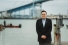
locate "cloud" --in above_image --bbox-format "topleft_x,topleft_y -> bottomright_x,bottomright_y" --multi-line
42,1 -> 68,15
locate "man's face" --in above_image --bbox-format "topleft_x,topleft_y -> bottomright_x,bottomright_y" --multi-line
41,12 -> 47,19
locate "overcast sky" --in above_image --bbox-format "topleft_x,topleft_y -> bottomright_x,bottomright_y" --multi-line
0,0 -> 68,15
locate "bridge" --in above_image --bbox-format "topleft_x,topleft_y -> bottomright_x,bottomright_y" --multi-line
0,0 -> 52,19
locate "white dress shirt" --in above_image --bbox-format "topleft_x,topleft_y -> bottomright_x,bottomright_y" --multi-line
42,19 -> 46,27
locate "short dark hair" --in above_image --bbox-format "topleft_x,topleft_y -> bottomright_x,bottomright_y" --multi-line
41,10 -> 47,14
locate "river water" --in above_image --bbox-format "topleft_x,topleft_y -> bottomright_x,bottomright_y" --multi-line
0,19 -> 68,45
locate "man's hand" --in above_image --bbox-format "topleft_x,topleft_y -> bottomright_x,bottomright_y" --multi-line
41,35 -> 46,39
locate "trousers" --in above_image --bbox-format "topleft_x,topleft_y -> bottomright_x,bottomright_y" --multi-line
39,42 -> 51,45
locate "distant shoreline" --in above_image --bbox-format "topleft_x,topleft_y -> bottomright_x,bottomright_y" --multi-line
0,18 -> 68,20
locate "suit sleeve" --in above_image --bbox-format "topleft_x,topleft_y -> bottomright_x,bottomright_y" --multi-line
45,19 -> 52,36
36,20 -> 42,36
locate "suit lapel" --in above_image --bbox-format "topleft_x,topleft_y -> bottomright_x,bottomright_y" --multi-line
41,19 -> 43,27
44,18 -> 47,27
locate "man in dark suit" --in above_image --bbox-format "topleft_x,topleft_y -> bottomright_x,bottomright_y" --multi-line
36,10 -> 52,45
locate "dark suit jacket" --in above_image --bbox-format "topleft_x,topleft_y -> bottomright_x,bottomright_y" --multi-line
36,18 -> 52,43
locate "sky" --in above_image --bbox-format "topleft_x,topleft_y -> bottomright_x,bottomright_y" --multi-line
0,0 -> 68,15
42,0 -> 68,15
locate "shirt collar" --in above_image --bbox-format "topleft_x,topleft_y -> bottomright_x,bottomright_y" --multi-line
42,18 -> 46,21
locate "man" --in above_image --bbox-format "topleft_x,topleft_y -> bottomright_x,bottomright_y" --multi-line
36,10 -> 52,45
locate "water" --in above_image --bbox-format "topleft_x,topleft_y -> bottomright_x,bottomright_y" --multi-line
0,19 -> 68,45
